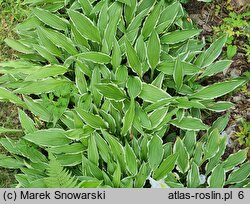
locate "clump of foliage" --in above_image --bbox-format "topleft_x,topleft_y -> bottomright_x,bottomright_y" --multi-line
213,7 -> 250,60
235,120 -> 250,148
0,0 -> 249,188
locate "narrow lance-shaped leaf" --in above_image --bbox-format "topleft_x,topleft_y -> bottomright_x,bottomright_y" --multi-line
148,135 -> 163,170
208,164 -> 225,188
191,78 -> 246,99
40,27 -> 78,55
142,1 -> 163,38
174,137 -> 190,174
153,153 -> 178,180
23,97 -> 51,122
204,129 -> 220,160
147,30 -> 160,70
4,38 -> 33,54
121,99 -> 135,136
76,108 -> 108,129
125,38 -> 142,77
88,134 -> 99,166
161,29 -> 201,44
187,162 -> 200,188
173,57 -> 183,91
111,39 -> 122,69
77,52 -> 111,64
222,149 -> 247,171
196,34 -> 227,67
95,83 -> 127,101
33,8 -> 68,31
201,60 -> 232,78
226,162 -> 250,185
18,109 -> 36,134
24,129 -> 71,147
127,76 -> 142,98
68,9 -> 101,43
0,87 -> 25,107
25,65 -> 67,81
171,117 -> 209,131
139,83 -> 171,103
125,142 -> 138,176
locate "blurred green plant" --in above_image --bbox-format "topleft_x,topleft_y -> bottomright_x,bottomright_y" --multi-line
235,120 -> 250,147
213,9 -> 250,61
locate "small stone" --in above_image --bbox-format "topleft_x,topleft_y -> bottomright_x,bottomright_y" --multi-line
230,69 -> 241,78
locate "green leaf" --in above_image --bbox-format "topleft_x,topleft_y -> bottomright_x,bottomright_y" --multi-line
77,52 -> 111,64
88,134 -> 99,166
193,142 -> 203,167
32,44 -> 59,64
161,29 -> 201,44
139,83 -> 171,103
183,131 -> 196,155
142,1 -> 162,38
33,8 -> 68,31
40,27 -> 78,55
49,143 -> 84,154
0,127 -> 22,134
205,135 -> 227,175
101,130 -> 126,172
24,97 -> 52,122
76,108 -> 108,129
24,129 -> 70,147
95,83 -> 127,101
174,137 -> 190,174
196,34 -> 227,67
204,129 -> 220,159
208,164 -> 225,188
204,101 -> 235,112
0,154 -> 24,169
121,99 -> 135,136
57,153 -> 82,166
173,57 -> 183,91
111,39 -> 122,69
147,30 -> 160,70
125,142 -> 138,175
4,38 -> 33,54
95,132 -> 111,163
112,163 -> 121,187
191,78 -> 246,99
0,87 -> 25,107
211,113 -> 229,133
117,0 -> 131,6
25,65 -> 67,81
201,60 -> 232,77
222,149 -> 247,171
148,107 -> 169,129
171,117 -> 209,131
153,153 -> 178,180
148,135 -> 163,170
18,109 -> 36,134
156,1 -> 180,33
187,162 -> 200,188
136,35 -> 147,62
125,38 -> 142,77
134,163 -> 149,188
127,76 -> 142,98
68,9 -> 101,43
226,162 -> 250,185
14,78 -> 69,94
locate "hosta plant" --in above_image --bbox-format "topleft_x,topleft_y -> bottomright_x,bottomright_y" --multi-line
0,0 -> 249,188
